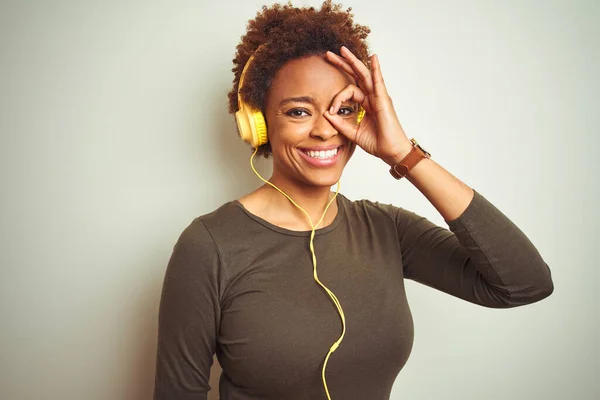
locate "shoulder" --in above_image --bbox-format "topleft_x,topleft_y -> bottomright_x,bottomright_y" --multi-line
173,201 -> 244,252
198,201 -> 246,231
339,194 -> 409,224
338,194 -> 432,238
179,200 -> 274,258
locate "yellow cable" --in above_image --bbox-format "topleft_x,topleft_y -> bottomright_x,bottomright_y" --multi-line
249,148 -> 346,400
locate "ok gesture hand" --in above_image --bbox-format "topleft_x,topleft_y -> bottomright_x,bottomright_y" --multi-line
324,46 -> 412,166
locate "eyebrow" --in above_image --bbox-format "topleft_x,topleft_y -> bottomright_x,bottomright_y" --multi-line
278,96 -> 317,107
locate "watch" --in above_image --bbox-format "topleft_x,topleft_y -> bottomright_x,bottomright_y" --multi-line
389,138 -> 431,180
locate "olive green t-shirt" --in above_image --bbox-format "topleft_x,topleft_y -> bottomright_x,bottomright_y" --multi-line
154,189 -> 553,399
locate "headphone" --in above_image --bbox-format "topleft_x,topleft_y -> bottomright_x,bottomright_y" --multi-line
235,53 -> 365,148
235,54 -> 269,148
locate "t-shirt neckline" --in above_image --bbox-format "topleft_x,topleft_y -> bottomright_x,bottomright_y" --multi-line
231,193 -> 347,237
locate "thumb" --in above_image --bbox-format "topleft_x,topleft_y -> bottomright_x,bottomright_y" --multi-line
324,111 -> 358,143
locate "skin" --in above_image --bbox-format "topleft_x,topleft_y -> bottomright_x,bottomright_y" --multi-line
239,46 -> 475,230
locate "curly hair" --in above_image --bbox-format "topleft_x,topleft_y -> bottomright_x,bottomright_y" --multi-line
228,0 -> 371,158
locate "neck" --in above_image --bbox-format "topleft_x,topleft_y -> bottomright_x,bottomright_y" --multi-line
264,173 -> 339,229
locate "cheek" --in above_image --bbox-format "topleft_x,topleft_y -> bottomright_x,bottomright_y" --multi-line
268,121 -> 311,148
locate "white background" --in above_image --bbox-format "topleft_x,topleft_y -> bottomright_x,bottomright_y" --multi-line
1,0 -> 598,399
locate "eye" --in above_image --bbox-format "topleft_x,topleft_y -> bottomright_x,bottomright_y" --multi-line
286,108 -> 310,118
338,107 -> 355,116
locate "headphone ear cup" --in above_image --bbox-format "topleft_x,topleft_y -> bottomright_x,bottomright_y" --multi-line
357,107 -> 366,123
235,103 -> 269,148
236,105 -> 269,148
251,110 -> 268,147
235,107 -> 253,144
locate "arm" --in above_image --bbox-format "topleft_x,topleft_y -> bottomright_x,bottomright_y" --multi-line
323,48 -> 553,306
382,118 -> 553,307
154,218 -> 222,400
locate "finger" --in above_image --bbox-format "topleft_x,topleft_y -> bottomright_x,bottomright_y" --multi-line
340,46 -> 374,94
325,51 -> 358,79
324,111 -> 359,143
371,54 -> 389,98
328,84 -> 366,115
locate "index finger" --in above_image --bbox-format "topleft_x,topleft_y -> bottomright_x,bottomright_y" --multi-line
325,51 -> 358,80
339,46 -> 374,94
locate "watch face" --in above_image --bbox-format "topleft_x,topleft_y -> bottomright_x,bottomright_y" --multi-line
417,145 -> 431,158
412,139 -> 430,158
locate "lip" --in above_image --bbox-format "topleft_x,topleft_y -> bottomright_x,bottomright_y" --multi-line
298,144 -> 343,151
297,145 -> 343,167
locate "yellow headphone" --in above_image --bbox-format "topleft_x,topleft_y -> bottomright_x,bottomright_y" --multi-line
235,54 -> 269,148
235,53 -> 365,148
236,49 -> 366,400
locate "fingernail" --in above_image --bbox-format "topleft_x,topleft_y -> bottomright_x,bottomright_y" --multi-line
330,106 -> 334,114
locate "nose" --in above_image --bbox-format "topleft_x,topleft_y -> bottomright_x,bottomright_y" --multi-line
309,112 -> 338,141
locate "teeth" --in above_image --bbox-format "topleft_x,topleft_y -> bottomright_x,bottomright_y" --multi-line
305,148 -> 338,159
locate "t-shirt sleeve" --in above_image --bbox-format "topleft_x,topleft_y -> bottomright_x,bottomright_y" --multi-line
154,218 -> 223,399
395,189 -> 553,308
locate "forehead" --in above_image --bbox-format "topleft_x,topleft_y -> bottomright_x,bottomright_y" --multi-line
266,55 -> 356,105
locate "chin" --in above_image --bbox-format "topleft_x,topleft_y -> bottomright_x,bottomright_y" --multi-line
300,169 -> 344,188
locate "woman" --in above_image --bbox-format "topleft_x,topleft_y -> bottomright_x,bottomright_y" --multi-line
153,1 -> 554,399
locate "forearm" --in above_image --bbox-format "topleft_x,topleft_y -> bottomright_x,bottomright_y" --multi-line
385,141 -> 474,222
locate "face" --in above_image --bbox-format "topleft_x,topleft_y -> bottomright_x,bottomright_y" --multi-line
264,55 -> 359,189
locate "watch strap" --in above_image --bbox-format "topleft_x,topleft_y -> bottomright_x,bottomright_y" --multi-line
389,139 -> 431,180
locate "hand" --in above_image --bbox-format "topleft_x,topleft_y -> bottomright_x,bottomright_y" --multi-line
324,46 -> 412,166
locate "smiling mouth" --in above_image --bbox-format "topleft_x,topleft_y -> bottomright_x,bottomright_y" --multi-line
300,146 -> 341,160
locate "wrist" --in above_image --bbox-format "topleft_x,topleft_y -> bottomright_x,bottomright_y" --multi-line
382,140 -> 413,167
